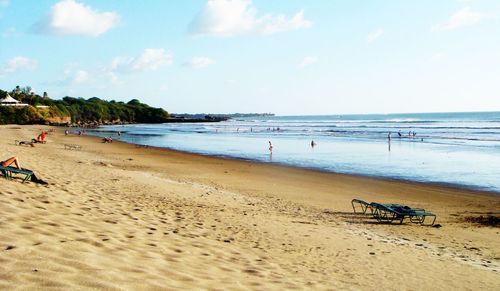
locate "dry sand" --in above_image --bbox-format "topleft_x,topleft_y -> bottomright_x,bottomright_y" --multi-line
0,125 -> 499,290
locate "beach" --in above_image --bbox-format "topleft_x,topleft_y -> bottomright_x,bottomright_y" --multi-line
97,112 -> 500,193
0,125 -> 499,289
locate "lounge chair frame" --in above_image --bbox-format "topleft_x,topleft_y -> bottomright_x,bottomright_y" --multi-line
351,199 -> 436,226
64,144 -> 82,151
0,166 -> 33,183
351,199 -> 373,214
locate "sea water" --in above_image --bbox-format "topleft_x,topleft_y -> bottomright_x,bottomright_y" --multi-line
93,112 -> 500,193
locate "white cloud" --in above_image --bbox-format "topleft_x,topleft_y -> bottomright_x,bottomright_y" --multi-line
35,0 -> 119,37
367,28 -> 384,43
429,52 -> 447,62
110,48 -> 173,73
260,9 -> 311,34
0,56 -> 37,76
298,56 -> 318,68
187,56 -> 216,69
107,72 -> 120,84
42,66 -> 90,86
131,49 -> 173,71
160,84 -> 169,91
1,27 -> 19,38
190,0 -> 312,37
74,70 -> 89,83
433,7 -> 482,31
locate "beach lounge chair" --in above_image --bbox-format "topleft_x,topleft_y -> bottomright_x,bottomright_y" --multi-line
0,166 -> 33,183
351,199 -> 437,226
370,203 -> 406,224
370,203 -> 436,226
64,144 -> 82,150
351,199 -> 373,214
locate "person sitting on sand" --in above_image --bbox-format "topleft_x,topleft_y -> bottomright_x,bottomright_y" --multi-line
35,131 -> 46,143
0,156 -> 48,185
1,156 -> 21,169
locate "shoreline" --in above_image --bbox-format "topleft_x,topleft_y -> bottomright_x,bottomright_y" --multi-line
87,129 -> 500,196
1,125 -> 499,289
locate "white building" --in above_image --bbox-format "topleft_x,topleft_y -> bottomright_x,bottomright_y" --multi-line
0,93 -> 29,107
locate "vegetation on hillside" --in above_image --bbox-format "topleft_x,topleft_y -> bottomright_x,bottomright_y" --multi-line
0,86 -> 170,125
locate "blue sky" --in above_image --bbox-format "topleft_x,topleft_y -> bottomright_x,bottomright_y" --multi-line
0,0 -> 499,115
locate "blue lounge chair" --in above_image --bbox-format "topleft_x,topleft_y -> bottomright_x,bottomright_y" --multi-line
370,202 -> 436,226
351,199 -> 373,214
351,199 -> 437,226
0,166 -> 33,183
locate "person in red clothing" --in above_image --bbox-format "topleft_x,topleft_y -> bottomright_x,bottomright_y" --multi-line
33,131 -> 47,144
38,131 -> 46,143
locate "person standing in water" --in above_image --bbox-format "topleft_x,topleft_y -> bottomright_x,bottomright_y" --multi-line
311,140 -> 316,147
268,141 -> 273,160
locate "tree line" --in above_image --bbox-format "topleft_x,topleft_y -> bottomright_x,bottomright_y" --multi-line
0,86 -> 170,125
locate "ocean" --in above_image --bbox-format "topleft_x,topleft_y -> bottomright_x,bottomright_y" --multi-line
93,111 -> 500,193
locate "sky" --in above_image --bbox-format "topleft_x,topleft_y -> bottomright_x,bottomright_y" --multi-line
0,0 -> 499,115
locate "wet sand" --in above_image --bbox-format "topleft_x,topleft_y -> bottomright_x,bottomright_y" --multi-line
0,125 -> 499,290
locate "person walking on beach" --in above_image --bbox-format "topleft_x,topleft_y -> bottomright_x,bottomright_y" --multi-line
268,141 -> 273,152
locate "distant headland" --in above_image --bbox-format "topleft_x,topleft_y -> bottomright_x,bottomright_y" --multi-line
170,112 -> 275,123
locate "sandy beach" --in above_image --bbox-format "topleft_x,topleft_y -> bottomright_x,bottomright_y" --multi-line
0,125 -> 499,290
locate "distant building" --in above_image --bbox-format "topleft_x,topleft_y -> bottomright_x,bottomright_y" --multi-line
0,93 -> 29,107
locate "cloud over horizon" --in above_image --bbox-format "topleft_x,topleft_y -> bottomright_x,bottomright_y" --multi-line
0,56 -> 37,76
41,65 -> 90,87
298,56 -> 318,68
110,48 -> 173,73
186,57 -> 216,69
190,0 -> 311,37
367,28 -> 384,43
433,7 -> 483,31
34,0 -> 119,37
